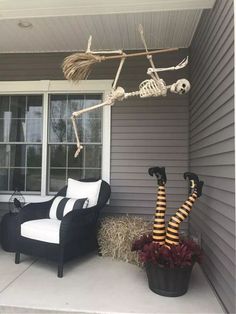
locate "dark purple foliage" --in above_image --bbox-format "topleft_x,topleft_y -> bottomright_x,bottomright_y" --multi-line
132,234 -> 203,268
131,233 -> 153,251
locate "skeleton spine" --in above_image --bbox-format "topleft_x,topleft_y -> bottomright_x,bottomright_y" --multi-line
152,184 -> 166,245
165,192 -> 198,246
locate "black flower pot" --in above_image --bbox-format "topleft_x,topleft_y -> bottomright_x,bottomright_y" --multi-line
145,262 -> 194,297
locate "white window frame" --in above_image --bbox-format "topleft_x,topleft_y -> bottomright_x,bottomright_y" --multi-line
0,80 -> 113,202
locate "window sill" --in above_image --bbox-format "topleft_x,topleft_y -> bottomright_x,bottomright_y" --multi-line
0,195 -> 54,203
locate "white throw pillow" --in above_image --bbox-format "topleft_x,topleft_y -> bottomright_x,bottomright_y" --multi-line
66,178 -> 102,208
49,197 -> 89,220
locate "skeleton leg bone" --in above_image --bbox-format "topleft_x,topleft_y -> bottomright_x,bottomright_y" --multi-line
86,35 -> 123,55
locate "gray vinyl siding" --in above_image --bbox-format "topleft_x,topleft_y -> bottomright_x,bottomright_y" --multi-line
189,1 -> 235,313
0,49 -> 189,228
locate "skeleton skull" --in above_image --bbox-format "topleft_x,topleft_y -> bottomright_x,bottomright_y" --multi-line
170,79 -> 191,95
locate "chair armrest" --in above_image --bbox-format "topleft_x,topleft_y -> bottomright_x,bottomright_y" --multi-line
60,206 -> 98,244
18,199 -> 54,224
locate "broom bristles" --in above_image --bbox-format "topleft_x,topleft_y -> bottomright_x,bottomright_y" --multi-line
62,53 -> 102,82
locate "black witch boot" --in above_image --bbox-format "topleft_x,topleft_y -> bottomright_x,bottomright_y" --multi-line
184,172 -> 204,197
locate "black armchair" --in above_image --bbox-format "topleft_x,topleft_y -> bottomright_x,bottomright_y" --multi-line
15,180 -> 111,278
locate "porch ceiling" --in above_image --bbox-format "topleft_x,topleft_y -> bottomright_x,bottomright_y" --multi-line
0,0 -> 216,53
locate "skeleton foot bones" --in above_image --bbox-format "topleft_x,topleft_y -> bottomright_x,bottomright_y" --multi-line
63,25 -> 191,157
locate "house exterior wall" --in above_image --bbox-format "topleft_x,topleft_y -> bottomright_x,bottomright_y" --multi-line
0,49 -> 190,229
189,1 -> 235,313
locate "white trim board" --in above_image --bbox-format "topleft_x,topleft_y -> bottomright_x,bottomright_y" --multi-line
0,80 -> 113,93
0,0 -> 216,19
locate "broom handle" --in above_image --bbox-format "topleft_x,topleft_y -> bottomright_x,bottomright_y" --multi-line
103,48 -> 178,60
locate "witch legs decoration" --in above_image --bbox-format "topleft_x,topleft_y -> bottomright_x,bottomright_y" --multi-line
148,167 -> 204,247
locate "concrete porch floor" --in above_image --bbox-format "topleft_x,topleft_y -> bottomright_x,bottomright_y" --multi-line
0,249 -> 224,314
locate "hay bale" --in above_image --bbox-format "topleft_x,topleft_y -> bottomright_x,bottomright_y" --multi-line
98,215 -> 152,266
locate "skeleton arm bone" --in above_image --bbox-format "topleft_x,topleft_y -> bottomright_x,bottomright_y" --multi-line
72,87 -> 126,121
72,56 -> 126,158
147,57 -> 188,75
72,99 -> 114,158
72,86 -> 125,157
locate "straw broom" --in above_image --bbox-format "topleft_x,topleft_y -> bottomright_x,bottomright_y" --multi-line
62,48 -> 178,82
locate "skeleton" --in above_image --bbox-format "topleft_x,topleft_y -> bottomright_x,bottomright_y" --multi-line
63,25 -> 191,157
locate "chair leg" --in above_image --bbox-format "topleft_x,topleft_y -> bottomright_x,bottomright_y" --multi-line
94,238 -> 102,256
15,252 -> 20,264
57,247 -> 64,278
57,262 -> 63,278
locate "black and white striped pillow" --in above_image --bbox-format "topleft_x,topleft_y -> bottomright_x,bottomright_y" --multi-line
49,197 -> 89,220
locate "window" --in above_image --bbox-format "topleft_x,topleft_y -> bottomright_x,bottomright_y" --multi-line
48,94 -> 102,192
0,95 -> 43,192
0,80 -> 112,202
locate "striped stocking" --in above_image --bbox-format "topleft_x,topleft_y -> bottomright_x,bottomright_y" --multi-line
165,191 -> 198,247
152,184 -> 167,245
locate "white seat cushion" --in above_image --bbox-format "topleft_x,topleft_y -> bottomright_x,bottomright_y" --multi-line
21,219 -> 61,244
66,178 -> 102,208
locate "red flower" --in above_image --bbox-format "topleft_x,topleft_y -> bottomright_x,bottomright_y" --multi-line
132,233 -> 203,268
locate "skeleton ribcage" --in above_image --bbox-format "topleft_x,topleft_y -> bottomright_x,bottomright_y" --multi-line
139,79 -> 166,98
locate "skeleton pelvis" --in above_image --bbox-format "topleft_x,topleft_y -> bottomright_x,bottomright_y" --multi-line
139,79 -> 167,98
